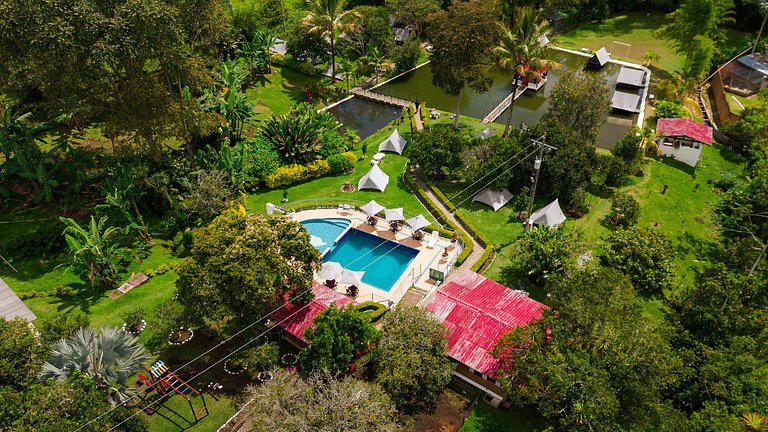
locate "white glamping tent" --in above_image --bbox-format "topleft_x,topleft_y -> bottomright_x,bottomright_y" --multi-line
378,129 -> 407,154
472,188 -> 513,211
358,164 -> 390,192
529,199 -> 566,228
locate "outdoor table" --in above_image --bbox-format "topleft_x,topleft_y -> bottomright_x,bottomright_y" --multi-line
373,152 -> 385,162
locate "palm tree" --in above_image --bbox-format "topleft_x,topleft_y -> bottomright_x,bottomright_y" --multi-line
239,29 -> 277,76
60,216 -> 124,289
302,0 -> 360,81
492,7 -> 561,137
40,327 -> 151,406
209,58 -> 257,142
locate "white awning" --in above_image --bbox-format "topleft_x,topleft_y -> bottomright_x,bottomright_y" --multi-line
406,214 -> 430,231
529,199 -> 566,228
358,164 -> 390,192
474,127 -> 493,140
472,187 -> 513,211
340,269 -> 365,286
360,200 -> 385,216
384,207 -> 404,221
317,262 -> 344,280
378,129 -> 407,154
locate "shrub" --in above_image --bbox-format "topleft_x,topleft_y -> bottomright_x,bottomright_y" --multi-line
155,263 -> 171,275
356,301 -> 388,323
121,308 -> 145,329
264,160 -> 331,188
327,152 -> 356,174
243,343 -> 280,372
319,130 -> 348,158
612,128 -> 644,175
653,100 -> 687,120
608,193 -> 640,228
602,227 -> 674,295
393,37 -> 421,73
260,103 -> 340,164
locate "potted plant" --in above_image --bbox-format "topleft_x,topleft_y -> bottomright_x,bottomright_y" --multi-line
121,308 -> 146,334
281,190 -> 288,203
224,352 -> 248,375
244,343 -> 280,372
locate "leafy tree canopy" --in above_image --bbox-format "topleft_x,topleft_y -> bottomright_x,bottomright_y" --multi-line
299,303 -> 380,374
176,207 -> 322,324
541,71 -> 610,144
602,227 -> 675,295
0,318 -> 48,390
374,306 -> 452,413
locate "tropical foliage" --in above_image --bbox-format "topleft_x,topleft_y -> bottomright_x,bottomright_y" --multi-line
260,103 -> 343,164
59,216 -> 125,290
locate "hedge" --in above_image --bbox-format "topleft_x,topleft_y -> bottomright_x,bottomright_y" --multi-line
269,52 -> 320,77
265,160 -> 331,188
401,168 -> 474,266
327,152 -> 357,174
356,301 -> 388,323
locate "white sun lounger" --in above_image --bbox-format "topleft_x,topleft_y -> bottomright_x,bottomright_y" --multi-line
426,230 -> 439,248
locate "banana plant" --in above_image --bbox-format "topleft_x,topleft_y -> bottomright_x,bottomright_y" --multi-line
59,216 -> 124,290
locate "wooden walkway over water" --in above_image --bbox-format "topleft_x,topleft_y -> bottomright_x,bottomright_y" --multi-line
482,85 -> 527,124
351,88 -> 412,108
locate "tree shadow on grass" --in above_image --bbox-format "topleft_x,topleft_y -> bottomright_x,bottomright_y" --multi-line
51,282 -> 100,315
675,231 -> 718,262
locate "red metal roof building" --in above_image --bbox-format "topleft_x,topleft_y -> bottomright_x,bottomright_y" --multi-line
425,270 -> 546,380
656,118 -> 713,145
271,282 -> 353,345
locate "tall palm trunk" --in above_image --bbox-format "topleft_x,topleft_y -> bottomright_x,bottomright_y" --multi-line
502,81 -> 519,137
330,36 -> 336,80
453,89 -> 462,130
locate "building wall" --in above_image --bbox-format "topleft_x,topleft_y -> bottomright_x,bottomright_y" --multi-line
452,363 -> 506,407
657,139 -> 702,167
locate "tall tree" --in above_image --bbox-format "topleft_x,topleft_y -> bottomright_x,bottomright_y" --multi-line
428,1 -> 501,130
0,0 -> 229,156
0,318 -> 47,390
299,304 -> 380,374
243,369 -> 402,431
175,207 -> 321,325
602,227 -> 675,295
40,327 -> 151,406
493,268 -> 685,432
373,307 -> 452,413
655,0 -> 734,78
493,7 -> 561,137
541,71 -> 610,144
385,0 -> 440,37
302,0 -> 360,81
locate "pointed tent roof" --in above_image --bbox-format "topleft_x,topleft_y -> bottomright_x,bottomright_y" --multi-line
529,199 -> 566,228
270,38 -> 287,55
587,47 -> 611,69
358,164 -> 390,192
378,129 -> 407,154
0,277 -> 36,322
472,188 -> 513,212
474,127 -> 493,140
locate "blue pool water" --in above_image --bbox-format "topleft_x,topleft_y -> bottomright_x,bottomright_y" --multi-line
324,229 -> 419,292
301,218 -> 350,251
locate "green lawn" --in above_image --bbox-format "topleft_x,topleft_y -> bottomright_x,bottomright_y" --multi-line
459,403 -> 547,432
245,66 -> 320,117
726,92 -> 764,116
246,120 -> 439,222
552,12 -> 752,74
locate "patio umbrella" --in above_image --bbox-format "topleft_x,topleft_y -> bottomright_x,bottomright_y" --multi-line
317,262 -> 344,280
360,200 -> 385,216
406,214 -> 430,231
384,207 -> 405,221
339,269 -> 365,286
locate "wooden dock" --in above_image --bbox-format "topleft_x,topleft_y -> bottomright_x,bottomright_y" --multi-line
351,88 -> 412,108
482,85 -> 527,124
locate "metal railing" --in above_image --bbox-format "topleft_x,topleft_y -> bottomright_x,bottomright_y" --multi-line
369,87 -> 421,105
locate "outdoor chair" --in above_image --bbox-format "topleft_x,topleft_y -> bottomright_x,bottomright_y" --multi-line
426,230 -> 439,248
346,285 -> 358,298
325,279 -> 337,289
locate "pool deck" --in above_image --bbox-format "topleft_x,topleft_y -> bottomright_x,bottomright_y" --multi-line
293,208 -> 458,306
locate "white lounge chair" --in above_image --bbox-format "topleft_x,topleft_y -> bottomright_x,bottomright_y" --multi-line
426,230 -> 439,248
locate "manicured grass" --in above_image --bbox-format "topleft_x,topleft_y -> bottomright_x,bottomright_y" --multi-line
245,66 -> 320,117
726,92 -> 764,116
552,12 -> 752,74
459,403 -> 547,432
246,121 -> 438,222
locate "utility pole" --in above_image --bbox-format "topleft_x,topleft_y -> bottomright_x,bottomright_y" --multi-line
525,134 -> 556,231
754,1 -> 768,55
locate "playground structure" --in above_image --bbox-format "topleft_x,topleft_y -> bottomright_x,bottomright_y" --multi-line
137,360 -> 209,422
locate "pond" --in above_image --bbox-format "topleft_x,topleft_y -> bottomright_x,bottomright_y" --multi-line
327,97 -> 403,140
375,49 -> 641,149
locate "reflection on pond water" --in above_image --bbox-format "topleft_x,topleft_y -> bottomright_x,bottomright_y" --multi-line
327,97 -> 402,140
375,49 -> 641,149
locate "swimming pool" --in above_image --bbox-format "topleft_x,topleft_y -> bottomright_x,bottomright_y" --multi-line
301,218 -> 351,251
324,229 -> 419,292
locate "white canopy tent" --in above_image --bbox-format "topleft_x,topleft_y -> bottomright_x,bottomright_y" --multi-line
529,199 -> 566,228
472,188 -> 513,212
475,127 -> 493,140
266,202 -> 286,215
378,129 -> 407,154
360,200 -> 385,216
406,214 -> 430,231
384,207 -> 405,221
358,164 -> 390,192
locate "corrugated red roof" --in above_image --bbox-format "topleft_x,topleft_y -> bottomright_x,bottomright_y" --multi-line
425,270 -> 546,379
271,282 -> 353,343
656,118 -> 713,145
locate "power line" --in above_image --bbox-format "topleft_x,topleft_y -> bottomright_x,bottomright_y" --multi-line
103,302 -> 314,432
448,148 -> 540,212
74,285 -> 314,431
446,141 -> 537,203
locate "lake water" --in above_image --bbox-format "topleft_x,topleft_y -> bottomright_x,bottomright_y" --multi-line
327,97 -> 403,140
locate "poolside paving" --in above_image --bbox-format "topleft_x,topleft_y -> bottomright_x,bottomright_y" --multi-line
293,208 -> 455,307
